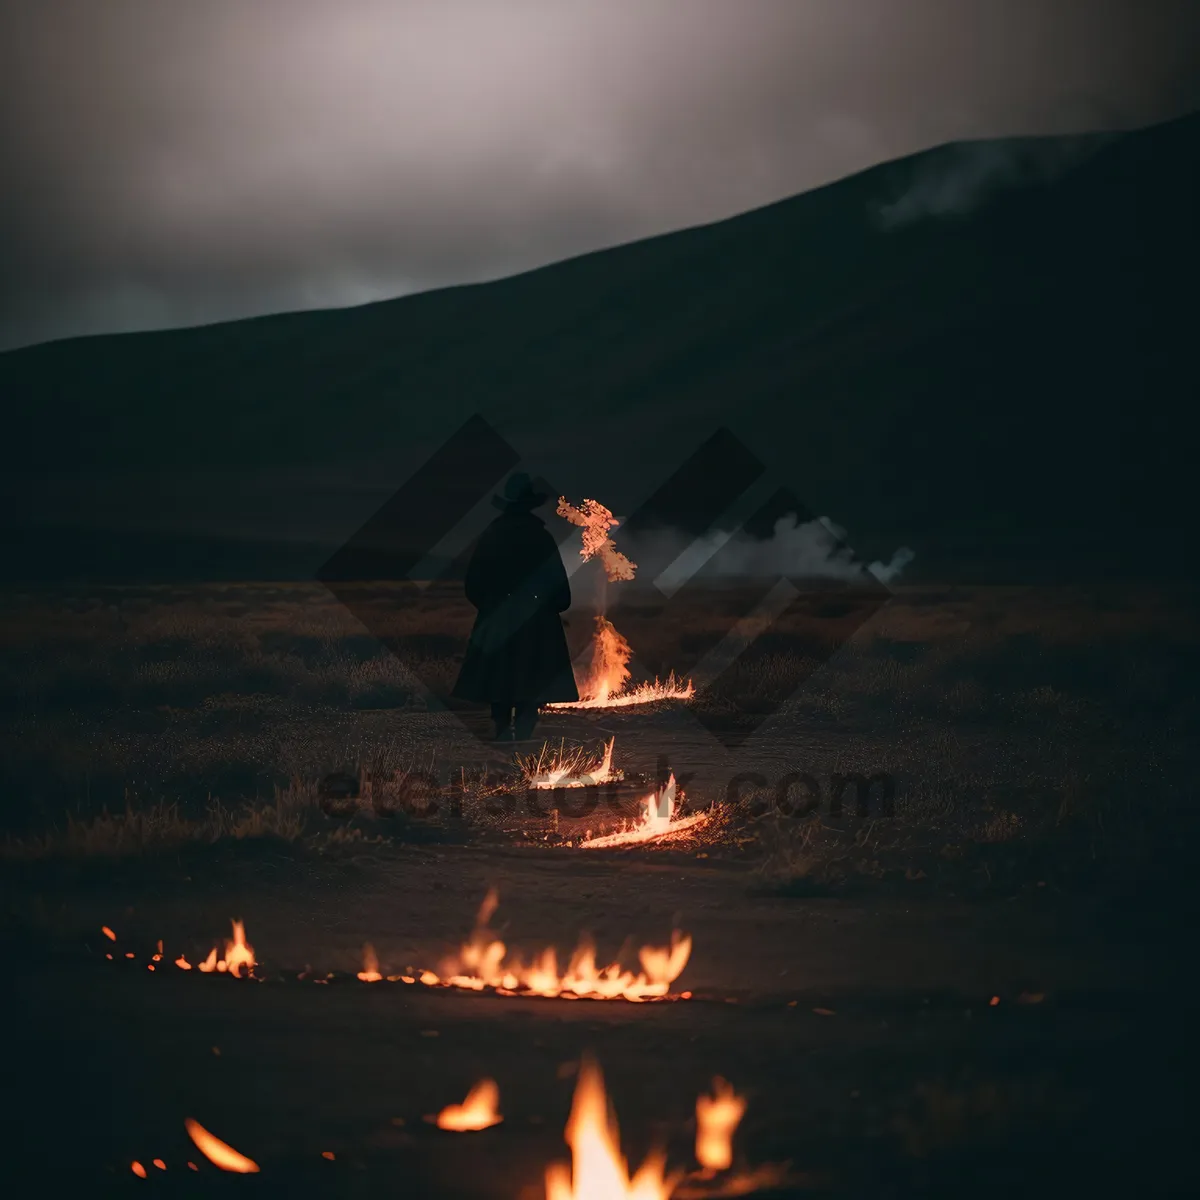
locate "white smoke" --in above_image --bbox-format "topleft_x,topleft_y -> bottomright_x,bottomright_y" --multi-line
618,513 -> 914,588
867,545 -> 915,584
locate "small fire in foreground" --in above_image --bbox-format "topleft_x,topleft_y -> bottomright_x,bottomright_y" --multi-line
522,736 -> 621,789
357,943 -> 383,982
545,1055 -> 677,1200
695,1078 -> 747,1172
194,920 -> 256,978
434,1078 -> 503,1131
418,890 -> 691,1002
546,617 -> 694,711
184,1118 -> 260,1173
581,774 -> 708,849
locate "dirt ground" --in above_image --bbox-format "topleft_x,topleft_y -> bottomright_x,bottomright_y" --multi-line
4,582 -> 1198,1195
7,830 -> 1195,1198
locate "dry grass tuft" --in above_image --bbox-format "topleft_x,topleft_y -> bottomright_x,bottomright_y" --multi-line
2,783 -> 319,861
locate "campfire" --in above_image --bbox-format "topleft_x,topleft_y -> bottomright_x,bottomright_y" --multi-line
416,889 -> 692,1002
550,499 -> 694,711
580,773 -> 708,849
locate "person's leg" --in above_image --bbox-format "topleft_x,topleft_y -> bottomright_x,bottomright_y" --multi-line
490,702 -> 514,740
513,701 -> 539,742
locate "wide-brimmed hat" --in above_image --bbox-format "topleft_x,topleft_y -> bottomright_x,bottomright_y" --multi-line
492,471 -> 550,512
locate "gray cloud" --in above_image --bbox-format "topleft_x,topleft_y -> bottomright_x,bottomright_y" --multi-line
2,0 -> 1197,348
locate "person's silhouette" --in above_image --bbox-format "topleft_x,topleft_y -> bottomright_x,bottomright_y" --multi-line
452,472 -> 578,741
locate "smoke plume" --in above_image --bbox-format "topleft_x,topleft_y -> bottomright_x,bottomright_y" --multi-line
871,130 -> 1117,228
615,514 -> 914,587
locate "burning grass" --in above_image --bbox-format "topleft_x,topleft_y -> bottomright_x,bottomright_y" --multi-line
546,616 -> 695,711
520,736 -> 621,789
417,889 -> 693,1002
580,774 -> 710,849
98,891 -> 693,1003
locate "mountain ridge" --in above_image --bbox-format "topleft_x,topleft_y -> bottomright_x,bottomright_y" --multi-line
2,112 -> 1197,581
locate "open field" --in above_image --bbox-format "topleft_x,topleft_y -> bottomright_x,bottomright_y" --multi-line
4,580 -> 1199,1195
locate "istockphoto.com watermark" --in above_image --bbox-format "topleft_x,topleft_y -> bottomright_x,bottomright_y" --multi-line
319,764 -> 895,820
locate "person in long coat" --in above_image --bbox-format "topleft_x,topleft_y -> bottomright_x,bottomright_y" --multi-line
452,472 -> 578,740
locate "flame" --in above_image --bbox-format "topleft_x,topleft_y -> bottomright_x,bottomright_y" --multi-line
175,955 -> 192,970
183,1118 -> 260,1173
695,1078 -> 746,1172
523,737 -> 620,790
551,497 -> 692,710
557,498 -> 636,582
546,617 -> 694,710
420,890 -> 691,1002
194,921 -> 256,977
579,616 -> 632,703
545,1055 -> 676,1200
581,776 -> 709,849
435,1078 -> 502,1131
357,944 -> 383,982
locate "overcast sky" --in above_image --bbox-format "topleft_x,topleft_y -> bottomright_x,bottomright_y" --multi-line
1,0 -> 1196,350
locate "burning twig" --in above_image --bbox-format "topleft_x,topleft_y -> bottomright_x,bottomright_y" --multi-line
418,889 -> 691,1002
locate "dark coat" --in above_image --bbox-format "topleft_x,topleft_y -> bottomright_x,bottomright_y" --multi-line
452,510 -> 579,705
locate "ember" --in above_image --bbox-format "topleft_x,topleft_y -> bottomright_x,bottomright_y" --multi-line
545,1054 -> 676,1200
434,1078 -> 502,1131
418,890 -> 691,1002
184,1118 -> 260,1174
